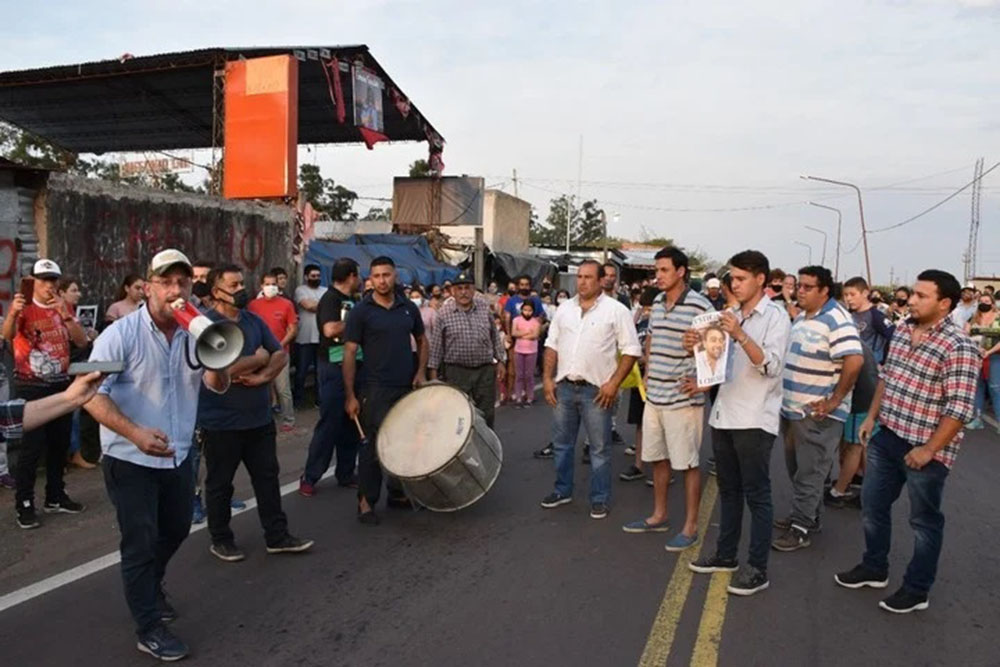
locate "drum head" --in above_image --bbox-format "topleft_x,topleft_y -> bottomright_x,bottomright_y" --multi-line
378,384 -> 475,478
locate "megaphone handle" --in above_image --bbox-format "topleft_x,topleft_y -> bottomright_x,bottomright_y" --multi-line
352,416 -> 367,441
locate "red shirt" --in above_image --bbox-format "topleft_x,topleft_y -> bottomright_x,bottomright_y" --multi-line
248,296 -> 298,351
14,302 -> 71,385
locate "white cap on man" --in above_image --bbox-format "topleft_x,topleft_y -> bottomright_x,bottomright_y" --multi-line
706,277 -> 721,289
149,249 -> 193,278
32,259 -> 62,279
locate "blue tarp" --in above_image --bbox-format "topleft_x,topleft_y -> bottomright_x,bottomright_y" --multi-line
304,235 -> 461,287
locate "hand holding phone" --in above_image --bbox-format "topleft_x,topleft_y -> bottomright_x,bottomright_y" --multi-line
19,277 -> 34,305
68,361 -> 126,375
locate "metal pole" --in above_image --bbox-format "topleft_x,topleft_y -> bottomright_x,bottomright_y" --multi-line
794,240 -> 812,265
601,210 -> 608,263
802,176 -> 871,284
808,202 -> 842,279
804,225 -> 828,267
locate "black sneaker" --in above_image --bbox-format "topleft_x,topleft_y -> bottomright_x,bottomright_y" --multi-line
611,429 -> 625,445
834,563 -> 889,590
689,555 -> 740,574
358,510 -> 380,526
540,492 -> 572,509
727,565 -> 770,596
590,503 -> 609,520
209,541 -> 246,562
879,587 -> 929,614
157,585 -> 178,623
266,535 -> 315,554
137,624 -> 189,662
16,501 -> 40,529
533,444 -> 555,459
772,525 -> 811,552
582,445 -> 591,465
43,495 -> 85,514
619,465 -> 644,481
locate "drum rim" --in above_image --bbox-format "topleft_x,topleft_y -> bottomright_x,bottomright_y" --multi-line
376,383 -> 477,478
402,424 -> 504,512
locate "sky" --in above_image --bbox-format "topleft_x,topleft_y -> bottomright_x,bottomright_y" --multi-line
2,0 -> 999,284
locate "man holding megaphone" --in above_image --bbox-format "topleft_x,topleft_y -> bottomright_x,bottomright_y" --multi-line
85,249 -> 233,661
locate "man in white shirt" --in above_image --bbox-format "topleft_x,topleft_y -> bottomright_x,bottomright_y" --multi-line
293,264 -> 327,406
685,250 -> 790,597
539,260 -> 641,520
950,284 -> 977,328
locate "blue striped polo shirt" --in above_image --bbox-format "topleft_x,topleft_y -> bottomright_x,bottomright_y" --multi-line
781,298 -> 863,422
647,288 -> 712,409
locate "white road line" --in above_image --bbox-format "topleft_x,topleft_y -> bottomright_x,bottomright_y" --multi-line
0,469 -> 334,615
983,414 -> 998,430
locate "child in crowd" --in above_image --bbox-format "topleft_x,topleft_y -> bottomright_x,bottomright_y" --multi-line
510,300 -> 541,406
494,313 -> 511,406
620,286 -> 660,482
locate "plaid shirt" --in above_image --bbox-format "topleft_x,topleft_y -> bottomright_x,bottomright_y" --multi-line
428,298 -> 506,369
0,399 -> 25,440
878,316 -> 979,468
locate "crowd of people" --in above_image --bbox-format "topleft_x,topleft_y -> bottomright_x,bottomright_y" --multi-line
0,243 -> 985,660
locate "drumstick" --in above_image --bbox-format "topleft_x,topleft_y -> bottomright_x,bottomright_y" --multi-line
352,415 -> 367,441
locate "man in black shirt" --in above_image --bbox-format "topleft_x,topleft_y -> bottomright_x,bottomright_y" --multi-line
344,256 -> 427,525
299,258 -> 363,496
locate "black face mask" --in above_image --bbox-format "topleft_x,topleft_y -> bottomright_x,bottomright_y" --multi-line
895,298 -> 908,307
221,288 -> 249,310
507,288 -> 516,296
519,288 -> 530,296
306,278 -> 320,288
979,303 -> 992,313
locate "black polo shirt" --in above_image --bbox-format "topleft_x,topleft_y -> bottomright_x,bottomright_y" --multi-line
345,291 -> 424,388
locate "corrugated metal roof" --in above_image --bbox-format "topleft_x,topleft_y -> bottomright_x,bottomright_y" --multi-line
0,46 -> 443,154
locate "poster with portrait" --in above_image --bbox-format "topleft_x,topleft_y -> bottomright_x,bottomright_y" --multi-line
76,305 -> 98,331
352,66 -> 385,133
691,311 -> 731,388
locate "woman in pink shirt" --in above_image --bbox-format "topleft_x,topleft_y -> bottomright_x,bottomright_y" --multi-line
510,300 -> 541,405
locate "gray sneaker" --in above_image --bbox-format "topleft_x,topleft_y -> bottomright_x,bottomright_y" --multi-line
772,525 -> 811,552
727,565 -> 769,596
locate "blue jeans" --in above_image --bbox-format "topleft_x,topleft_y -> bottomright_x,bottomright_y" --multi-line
973,355 -> 1000,420
861,427 -> 949,595
303,362 -> 361,485
293,343 -> 319,404
551,381 -> 612,505
68,410 -> 81,454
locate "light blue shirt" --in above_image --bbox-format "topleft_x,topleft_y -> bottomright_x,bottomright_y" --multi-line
89,305 -> 205,469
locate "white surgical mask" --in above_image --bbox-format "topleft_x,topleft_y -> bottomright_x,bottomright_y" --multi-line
411,297 -> 423,307
556,297 -> 567,305
262,285 -> 279,298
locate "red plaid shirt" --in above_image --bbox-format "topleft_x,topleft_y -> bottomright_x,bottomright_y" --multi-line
878,316 -> 979,468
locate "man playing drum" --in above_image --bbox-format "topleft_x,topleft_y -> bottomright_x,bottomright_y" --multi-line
344,256 -> 428,525
540,259 -> 642,520
428,271 -> 506,427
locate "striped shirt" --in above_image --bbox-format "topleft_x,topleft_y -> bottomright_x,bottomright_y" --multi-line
647,288 -> 712,409
781,298 -> 862,422
878,317 -> 979,468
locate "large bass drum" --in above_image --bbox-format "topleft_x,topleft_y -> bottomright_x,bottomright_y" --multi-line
377,383 -> 503,512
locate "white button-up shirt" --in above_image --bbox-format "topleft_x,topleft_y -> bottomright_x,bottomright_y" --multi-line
546,293 -> 642,387
708,295 -> 790,436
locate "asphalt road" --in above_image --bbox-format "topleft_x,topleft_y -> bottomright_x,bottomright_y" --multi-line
0,399 -> 998,666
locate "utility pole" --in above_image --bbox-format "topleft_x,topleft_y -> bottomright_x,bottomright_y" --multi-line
804,225 -> 828,267
512,168 -> 519,198
966,157 -> 984,281
801,175 -> 871,285
567,135 -> 583,254
808,202 -> 842,279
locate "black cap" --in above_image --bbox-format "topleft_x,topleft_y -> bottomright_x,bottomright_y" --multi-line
453,271 -> 474,286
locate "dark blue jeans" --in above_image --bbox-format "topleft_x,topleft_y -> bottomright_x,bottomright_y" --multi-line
712,428 -> 775,571
551,381 -> 612,505
862,427 -> 950,595
293,343 -> 319,404
102,455 -> 193,635
303,362 -> 361,485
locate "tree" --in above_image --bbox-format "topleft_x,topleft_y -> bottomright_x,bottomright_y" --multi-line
530,195 -> 606,246
1,122 -> 76,169
408,159 -> 433,178
362,206 -> 392,221
298,163 -> 358,220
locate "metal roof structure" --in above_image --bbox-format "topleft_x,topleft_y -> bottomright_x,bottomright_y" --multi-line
0,46 -> 444,155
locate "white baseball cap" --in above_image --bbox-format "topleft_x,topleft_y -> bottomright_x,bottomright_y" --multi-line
32,259 -> 62,279
706,278 -> 721,289
149,249 -> 193,277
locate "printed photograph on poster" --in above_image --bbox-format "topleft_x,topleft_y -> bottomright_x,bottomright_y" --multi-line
76,305 -> 98,331
353,67 -> 385,133
691,311 -> 731,388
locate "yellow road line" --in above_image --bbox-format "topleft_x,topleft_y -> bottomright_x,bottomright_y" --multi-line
689,569 -> 731,667
638,476 -> 719,667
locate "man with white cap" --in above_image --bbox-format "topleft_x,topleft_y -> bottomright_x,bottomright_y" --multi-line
85,249 -> 232,661
705,276 -> 726,311
950,283 -> 978,328
2,258 -> 89,530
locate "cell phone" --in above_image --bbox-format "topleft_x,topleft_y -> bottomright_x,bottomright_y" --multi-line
68,361 -> 126,375
20,276 -> 34,303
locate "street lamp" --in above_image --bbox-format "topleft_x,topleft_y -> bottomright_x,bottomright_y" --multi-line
808,202 -> 842,279
794,240 -> 812,265
804,225 -> 828,267
800,175 -> 872,285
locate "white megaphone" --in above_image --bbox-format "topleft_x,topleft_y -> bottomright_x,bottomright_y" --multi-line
170,299 -> 245,370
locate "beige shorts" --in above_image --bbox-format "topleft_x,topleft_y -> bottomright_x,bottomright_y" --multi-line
641,404 -> 703,469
